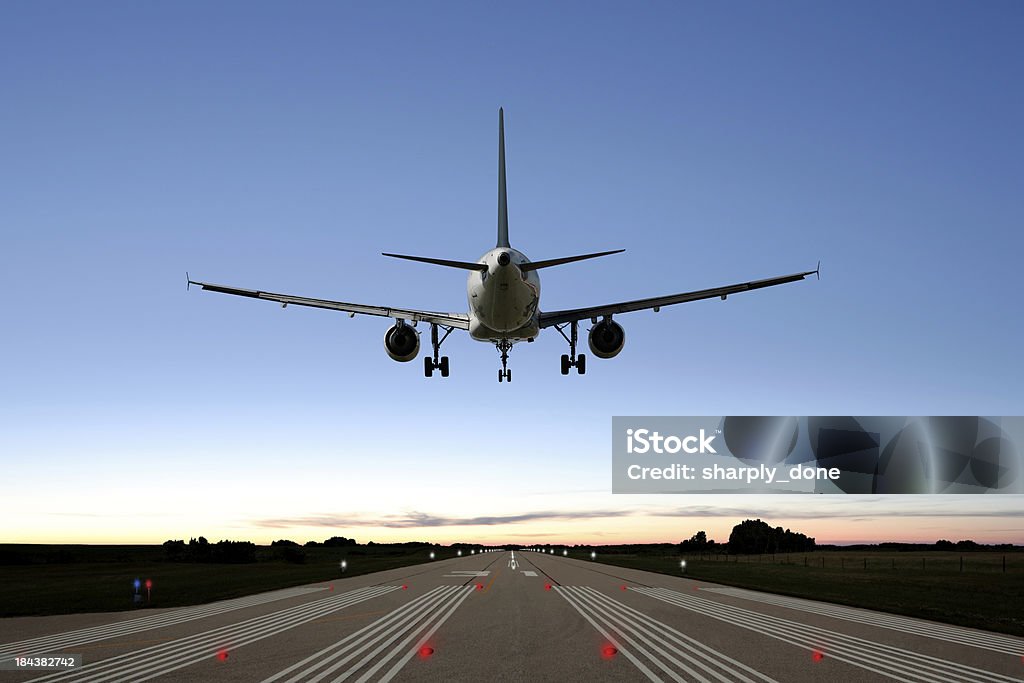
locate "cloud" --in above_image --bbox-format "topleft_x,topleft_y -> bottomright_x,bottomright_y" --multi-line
253,509 -> 640,529
669,499 -> 1024,520
250,496 -> 1024,531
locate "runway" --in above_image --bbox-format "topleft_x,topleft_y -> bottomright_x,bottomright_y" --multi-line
1,551 -> 1021,682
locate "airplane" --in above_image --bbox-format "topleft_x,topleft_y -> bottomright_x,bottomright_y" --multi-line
188,108 -> 818,383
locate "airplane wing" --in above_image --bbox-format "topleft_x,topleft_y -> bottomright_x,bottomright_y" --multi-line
539,266 -> 818,328
187,278 -> 470,329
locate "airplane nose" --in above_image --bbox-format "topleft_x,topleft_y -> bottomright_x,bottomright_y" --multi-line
497,251 -> 511,267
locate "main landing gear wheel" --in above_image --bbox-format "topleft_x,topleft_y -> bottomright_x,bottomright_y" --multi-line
555,321 -> 586,376
424,323 -> 454,379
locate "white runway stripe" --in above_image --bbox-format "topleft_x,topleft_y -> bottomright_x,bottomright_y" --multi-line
0,585 -> 326,660
375,586 -> 472,683
24,585 -> 398,683
557,586 -> 779,683
262,585 -> 473,683
702,587 -> 1024,657
557,587 -> 661,682
635,587 -> 1019,683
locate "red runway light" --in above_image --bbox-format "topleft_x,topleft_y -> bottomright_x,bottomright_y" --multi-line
544,583 -> 552,591
602,645 -> 618,658
329,585 -> 334,591
402,585 -> 408,590
144,579 -> 152,589
475,583 -> 483,590
216,650 -> 229,662
419,646 -> 434,658
812,650 -> 824,662
620,585 -> 627,591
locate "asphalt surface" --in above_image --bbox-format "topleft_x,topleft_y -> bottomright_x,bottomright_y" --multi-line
1,551 -> 1022,682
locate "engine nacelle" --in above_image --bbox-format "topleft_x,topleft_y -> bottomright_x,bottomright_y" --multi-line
588,320 -> 625,359
384,323 -> 420,362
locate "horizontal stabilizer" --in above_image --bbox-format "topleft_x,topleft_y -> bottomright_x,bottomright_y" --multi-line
382,252 -> 488,272
519,249 -> 624,272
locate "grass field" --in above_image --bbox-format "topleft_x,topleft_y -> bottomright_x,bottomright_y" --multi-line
4,545 -> 1023,639
590,550 -> 1024,637
0,544 -> 442,618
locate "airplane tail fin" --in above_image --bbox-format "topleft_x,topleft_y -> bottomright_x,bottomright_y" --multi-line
497,107 -> 510,248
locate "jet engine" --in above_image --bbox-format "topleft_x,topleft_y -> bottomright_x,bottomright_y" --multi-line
384,323 -> 420,362
588,319 -> 625,359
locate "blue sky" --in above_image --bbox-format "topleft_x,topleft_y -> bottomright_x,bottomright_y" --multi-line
2,2 -> 1022,545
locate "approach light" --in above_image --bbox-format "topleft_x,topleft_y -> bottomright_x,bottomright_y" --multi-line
430,551 -> 435,560
563,550 -> 568,556
680,560 -> 687,572
591,551 -> 596,560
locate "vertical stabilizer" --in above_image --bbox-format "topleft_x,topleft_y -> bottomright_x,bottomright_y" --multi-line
497,107 -> 510,248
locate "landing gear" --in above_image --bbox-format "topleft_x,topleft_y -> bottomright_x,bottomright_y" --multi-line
554,321 -> 586,375
495,339 -> 513,382
424,323 -> 453,378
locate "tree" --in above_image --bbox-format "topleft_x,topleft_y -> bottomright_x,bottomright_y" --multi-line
729,519 -> 773,554
163,539 -> 186,561
728,519 -> 814,554
323,536 -> 357,547
679,531 -> 709,552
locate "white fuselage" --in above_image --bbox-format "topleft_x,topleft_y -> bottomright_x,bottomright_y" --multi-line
467,248 -> 541,341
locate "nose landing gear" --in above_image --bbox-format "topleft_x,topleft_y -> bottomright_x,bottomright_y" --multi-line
496,339 -> 513,382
